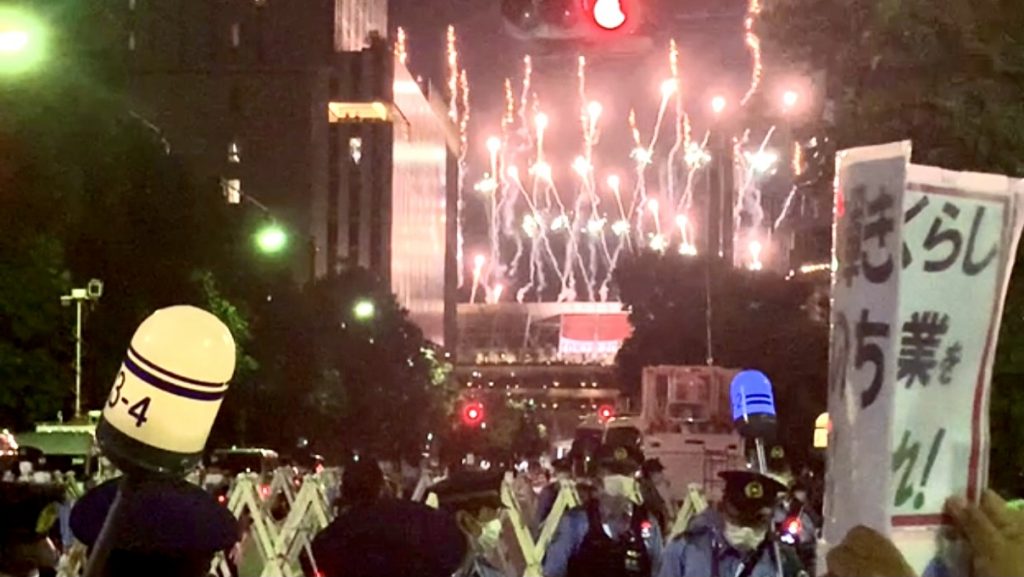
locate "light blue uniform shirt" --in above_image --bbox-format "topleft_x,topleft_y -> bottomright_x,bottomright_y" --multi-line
657,509 -> 794,577
542,503 -> 663,577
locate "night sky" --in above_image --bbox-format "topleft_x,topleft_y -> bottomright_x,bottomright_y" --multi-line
390,0 -> 754,259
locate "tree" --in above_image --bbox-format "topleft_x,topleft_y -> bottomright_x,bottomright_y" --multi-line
238,266 -> 458,462
761,0 -> 1024,490
614,251 -> 828,464
761,0 -> 1024,175
0,12 -> 258,427
0,235 -> 70,428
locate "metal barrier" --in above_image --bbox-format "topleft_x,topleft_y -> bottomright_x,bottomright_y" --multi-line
210,470 -> 335,577
53,468 -> 710,577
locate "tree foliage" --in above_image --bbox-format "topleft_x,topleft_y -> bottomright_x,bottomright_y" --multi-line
762,0 -> 1024,491
614,251 -> 828,464
762,0 -> 1024,175
0,8 -> 256,426
227,267 -> 458,462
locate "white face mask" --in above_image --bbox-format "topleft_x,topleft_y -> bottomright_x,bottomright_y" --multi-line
478,518 -> 503,551
723,520 -> 767,552
602,474 -> 634,498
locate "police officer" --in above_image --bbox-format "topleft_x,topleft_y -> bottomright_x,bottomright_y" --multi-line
537,459 -> 573,525
313,463 -> 466,577
658,471 -> 805,577
0,482 -> 64,577
429,470 -> 510,577
543,455 -> 663,577
69,477 -> 239,577
774,479 -> 818,574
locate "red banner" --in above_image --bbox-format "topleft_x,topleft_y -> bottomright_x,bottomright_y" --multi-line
559,313 -> 632,356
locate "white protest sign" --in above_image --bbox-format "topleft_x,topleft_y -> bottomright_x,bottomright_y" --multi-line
888,165 -> 1024,573
823,141 -> 909,546
824,141 -> 1024,576
893,166 -> 1020,520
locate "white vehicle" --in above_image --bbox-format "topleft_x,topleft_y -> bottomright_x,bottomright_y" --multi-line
639,365 -> 745,502
575,366 -> 745,503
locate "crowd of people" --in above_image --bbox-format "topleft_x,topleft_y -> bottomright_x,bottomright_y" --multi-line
1,453 -> 1022,577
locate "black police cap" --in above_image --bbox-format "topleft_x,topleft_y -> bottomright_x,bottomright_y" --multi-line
0,482 -> 64,542
428,470 -> 505,511
719,470 -> 787,512
70,477 -> 238,554
595,446 -> 641,475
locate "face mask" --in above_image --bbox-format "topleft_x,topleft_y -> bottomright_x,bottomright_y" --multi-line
723,520 -> 766,552
602,474 -> 634,498
478,518 -> 503,551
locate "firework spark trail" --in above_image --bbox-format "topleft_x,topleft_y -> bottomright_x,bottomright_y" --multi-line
666,40 -> 685,210
678,130 -> 711,214
578,55 -> 588,136
446,26 -> 459,123
736,126 -> 775,233
741,0 -> 763,105
503,78 -> 515,134
446,25 -> 469,288
520,177 -> 566,292
626,109 -> 649,243
395,27 -> 408,65
572,192 -> 595,301
520,56 -> 533,132
647,90 -> 673,155
774,141 -> 804,230
459,69 -> 470,151
601,247 -> 623,299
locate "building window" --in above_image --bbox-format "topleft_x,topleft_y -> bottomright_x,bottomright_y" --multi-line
349,138 -> 362,165
222,178 -> 241,205
228,141 -> 241,163
230,22 -> 240,48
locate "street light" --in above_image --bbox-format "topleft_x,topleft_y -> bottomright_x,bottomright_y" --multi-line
353,299 -> 376,320
255,223 -> 288,254
0,7 -> 47,75
61,279 -> 103,421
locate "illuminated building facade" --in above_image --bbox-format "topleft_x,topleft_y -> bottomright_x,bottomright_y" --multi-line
105,0 -> 457,345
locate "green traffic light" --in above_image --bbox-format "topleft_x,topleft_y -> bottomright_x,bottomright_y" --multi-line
0,7 -> 47,76
255,224 -> 288,254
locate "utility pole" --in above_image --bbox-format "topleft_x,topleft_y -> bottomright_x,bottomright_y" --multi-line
61,279 -> 103,421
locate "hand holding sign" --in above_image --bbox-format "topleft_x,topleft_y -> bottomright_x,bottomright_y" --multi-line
947,491 -> 1024,577
826,526 -> 917,577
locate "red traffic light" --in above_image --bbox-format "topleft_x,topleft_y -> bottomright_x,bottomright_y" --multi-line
592,0 -> 627,30
462,401 -> 485,427
597,404 -> 615,422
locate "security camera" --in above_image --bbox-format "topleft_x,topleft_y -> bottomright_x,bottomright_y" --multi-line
87,279 -> 104,300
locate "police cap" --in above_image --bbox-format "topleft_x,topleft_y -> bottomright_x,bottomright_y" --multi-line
428,470 -> 504,513
596,446 -> 641,476
0,482 -> 64,543
719,470 -> 786,513
70,477 -> 238,554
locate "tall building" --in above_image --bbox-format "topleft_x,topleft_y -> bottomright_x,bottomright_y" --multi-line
105,0 -> 457,345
